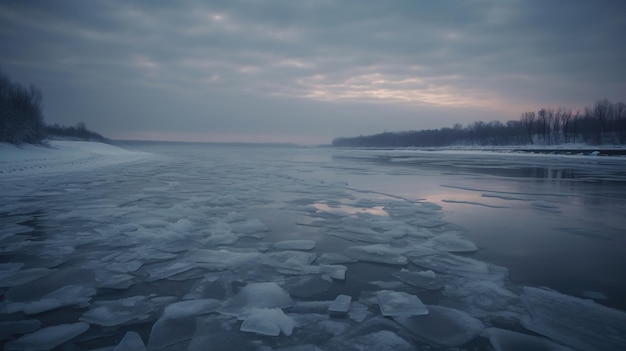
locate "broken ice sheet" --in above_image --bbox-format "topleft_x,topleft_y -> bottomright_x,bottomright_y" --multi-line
392,269 -> 454,290
421,231 -> 478,253
5,284 -> 96,315
521,286 -> 626,351
328,294 -> 352,314
0,319 -> 41,340
80,296 -> 157,327
4,322 -> 89,351
411,253 -> 507,280
487,327 -> 573,351
376,290 -> 428,317
218,282 -> 293,317
185,248 -> 259,271
394,305 -> 484,347
273,239 -> 316,250
239,308 -> 296,336
345,244 -> 408,265
114,331 -> 146,351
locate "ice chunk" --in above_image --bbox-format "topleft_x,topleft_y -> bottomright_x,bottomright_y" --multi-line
376,290 -> 428,317
347,330 -> 413,351
348,301 -> 370,322
316,252 -> 357,265
0,319 -> 41,340
328,294 -> 352,314
239,308 -> 295,336
411,253 -> 507,280
6,284 -> 96,314
521,286 -> 626,351
582,291 -> 608,300
273,239 -> 316,250
442,279 -> 520,319
487,327 -> 573,351
114,331 -> 146,351
262,250 -> 317,268
4,322 -> 89,351
81,296 -> 156,327
218,282 -> 293,317
394,305 -> 484,347
144,261 -> 196,282
185,248 -> 259,271
392,269 -> 454,290
162,299 -> 221,319
345,245 -> 408,265
422,232 -> 478,253
229,218 -> 269,238
0,268 -> 56,288
281,275 -> 332,298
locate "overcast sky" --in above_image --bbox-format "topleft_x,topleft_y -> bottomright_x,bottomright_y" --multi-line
1,0 -> 625,144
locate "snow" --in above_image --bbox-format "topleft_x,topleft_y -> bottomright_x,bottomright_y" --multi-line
376,290 -> 428,317
0,140 -> 150,180
4,322 -> 89,351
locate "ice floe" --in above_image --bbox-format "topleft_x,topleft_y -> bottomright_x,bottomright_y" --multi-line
521,286 -> 626,351
376,290 -> 428,317
239,308 -> 296,336
218,282 -> 293,317
114,331 -> 146,351
4,322 -> 89,351
345,244 -> 408,265
328,294 -> 352,314
394,305 -> 484,347
487,327 -> 573,351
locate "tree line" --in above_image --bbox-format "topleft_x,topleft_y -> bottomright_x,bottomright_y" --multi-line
332,99 -> 626,147
0,71 -> 105,145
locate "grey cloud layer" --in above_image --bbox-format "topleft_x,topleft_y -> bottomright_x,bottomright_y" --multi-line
1,0 -> 624,142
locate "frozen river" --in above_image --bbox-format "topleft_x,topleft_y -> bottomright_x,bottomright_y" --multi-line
1,141 -> 626,350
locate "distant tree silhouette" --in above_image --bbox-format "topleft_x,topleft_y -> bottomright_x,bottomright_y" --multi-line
1,70 -> 106,144
0,71 -> 46,144
333,99 -> 626,147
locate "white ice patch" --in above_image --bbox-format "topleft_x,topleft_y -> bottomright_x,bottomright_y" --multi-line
345,245 -> 408,265
521,286 -> 626,351
4,322 -> 89,351
218,282 -> 293,317
394,305 -> 484,347
229,218 -> 269,238
239,308 -> 295,336
376,290 -> 428,317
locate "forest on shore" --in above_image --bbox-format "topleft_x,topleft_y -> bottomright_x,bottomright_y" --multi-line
0,71 -> 105,145
333,99 -> 626,147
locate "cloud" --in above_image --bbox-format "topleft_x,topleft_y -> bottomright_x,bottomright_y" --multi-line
1,0 -> 624,143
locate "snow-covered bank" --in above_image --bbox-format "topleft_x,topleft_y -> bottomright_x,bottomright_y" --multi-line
0,140 -> 151,179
